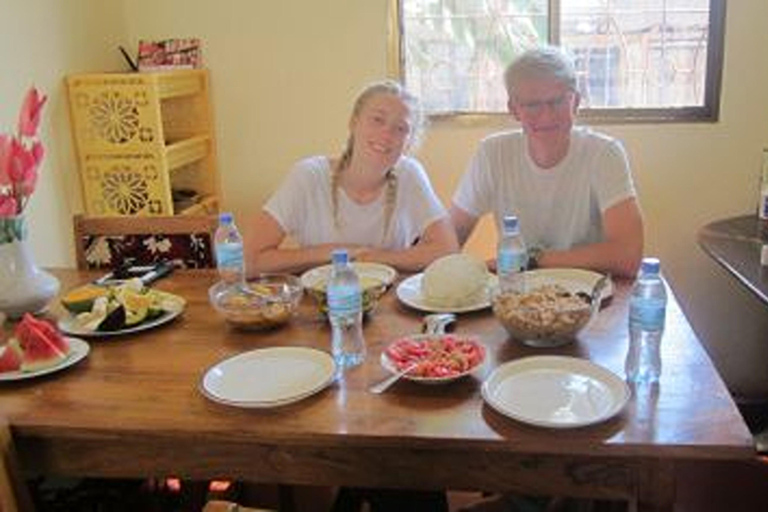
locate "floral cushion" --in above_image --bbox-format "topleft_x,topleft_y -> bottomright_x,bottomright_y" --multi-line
83,232 -> 214,269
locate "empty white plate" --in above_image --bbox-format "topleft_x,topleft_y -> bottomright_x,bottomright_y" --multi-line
201,346 -> 336,408
482,356 -> 629,428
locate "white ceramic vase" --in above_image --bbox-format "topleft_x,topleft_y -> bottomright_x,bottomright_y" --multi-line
0,216 -> 60,319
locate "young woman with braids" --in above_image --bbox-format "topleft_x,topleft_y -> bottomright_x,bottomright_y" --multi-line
244,80 -> 458,275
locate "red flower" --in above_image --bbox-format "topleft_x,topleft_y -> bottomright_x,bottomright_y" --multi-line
0,135 -> 11,187
0,196 -> 17,216
17,87 -> 47,138
8,139 -> 42,196
0,87 -> 47,217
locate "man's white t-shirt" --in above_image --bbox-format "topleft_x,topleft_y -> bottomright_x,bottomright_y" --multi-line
265,156 -> 447,249
452,127 -> 637,250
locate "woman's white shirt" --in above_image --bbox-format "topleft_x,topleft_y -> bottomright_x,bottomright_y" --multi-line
265,156 -> 447,249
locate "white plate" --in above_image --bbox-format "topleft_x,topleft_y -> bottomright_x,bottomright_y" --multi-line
0,338 -> 90,382
380,334 -> 486,384
396,273 -> 497,313
58,308 -> 183,338
300,262 -> 397,291
482,356 -> 629,428
201,346 -> 336,408
519,268 -> 614,300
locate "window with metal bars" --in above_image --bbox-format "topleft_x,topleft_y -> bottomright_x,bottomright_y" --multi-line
390,0 -> 725,122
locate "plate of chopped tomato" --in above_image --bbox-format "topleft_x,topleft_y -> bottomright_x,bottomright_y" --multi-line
380,333 -> 487,384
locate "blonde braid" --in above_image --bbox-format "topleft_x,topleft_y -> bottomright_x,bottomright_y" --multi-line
382,168 -> 397,244
331,137 -> 354,231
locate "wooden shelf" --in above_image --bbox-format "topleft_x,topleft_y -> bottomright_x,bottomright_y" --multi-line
66,69 -> 219,216
166,135 -> 210,171
178,195 -> 218,215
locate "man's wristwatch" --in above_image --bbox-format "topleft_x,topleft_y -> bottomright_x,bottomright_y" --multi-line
527,247 -> 543,270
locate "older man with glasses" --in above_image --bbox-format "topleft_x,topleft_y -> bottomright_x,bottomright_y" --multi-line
449,46 -> 644,278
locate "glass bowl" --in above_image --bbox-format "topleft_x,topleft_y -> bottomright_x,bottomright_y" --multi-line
492,285 -> 596,348
209,274 -> 303,331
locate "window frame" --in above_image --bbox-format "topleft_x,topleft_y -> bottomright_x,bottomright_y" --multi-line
387,0 -> 727,124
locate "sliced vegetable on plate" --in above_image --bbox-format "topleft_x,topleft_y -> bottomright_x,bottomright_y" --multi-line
381,333 -> 486,383
60,278 -> 185,334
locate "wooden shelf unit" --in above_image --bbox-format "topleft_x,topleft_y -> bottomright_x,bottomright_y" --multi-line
66,69 -> 219,216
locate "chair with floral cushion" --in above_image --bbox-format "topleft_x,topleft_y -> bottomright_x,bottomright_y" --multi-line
73,213 -> 218,270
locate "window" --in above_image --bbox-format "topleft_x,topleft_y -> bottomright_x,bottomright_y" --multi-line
390,0 -> 725,122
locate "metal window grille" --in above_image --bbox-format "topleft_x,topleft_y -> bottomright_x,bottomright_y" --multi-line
390,0 -> 725,123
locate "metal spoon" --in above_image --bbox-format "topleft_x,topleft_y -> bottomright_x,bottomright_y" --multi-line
591,274 -> 610,305
369,363 -> 419,394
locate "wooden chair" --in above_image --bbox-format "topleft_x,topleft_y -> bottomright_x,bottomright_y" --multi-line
0,418 -> 34,512
73,213 -> 219,270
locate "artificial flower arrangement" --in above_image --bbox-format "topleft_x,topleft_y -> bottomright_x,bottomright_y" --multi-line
0,87 -> 47,218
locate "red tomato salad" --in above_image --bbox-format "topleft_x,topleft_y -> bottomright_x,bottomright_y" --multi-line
383,334 -> 485,379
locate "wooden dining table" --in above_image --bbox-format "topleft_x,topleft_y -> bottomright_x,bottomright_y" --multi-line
0,268 -> 755,512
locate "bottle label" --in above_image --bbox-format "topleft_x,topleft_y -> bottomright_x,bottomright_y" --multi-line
328,285 -> 362,316
216,242 -> 244,270
498,250 -> 527,274
629,299 -> 666,331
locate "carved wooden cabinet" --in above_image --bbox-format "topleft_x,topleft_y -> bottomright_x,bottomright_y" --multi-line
66,69 -> 219,216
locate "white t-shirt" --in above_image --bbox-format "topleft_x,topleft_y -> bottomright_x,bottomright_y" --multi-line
452,127 -> 637,250
265,155 -> 447,249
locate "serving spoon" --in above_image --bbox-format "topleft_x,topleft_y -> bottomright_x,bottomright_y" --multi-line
369,363 -> 419,394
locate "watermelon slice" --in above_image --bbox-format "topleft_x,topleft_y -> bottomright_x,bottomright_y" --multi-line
20,334 -> 67,372
15,313 -> 69,354
14,314 -> 69,372
0,340 -> 22,373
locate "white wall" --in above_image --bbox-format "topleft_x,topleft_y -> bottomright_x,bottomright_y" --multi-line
4,0 -> 768,400
0,0 -> 126,266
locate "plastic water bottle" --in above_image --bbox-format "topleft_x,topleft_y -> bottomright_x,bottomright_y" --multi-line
625,257 -> 668,384
327,249 -> 366,370
214,212 -> 245,284
497,215 -> 528,293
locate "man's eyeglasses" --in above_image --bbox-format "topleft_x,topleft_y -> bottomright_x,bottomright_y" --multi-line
514,92 -> 575,115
